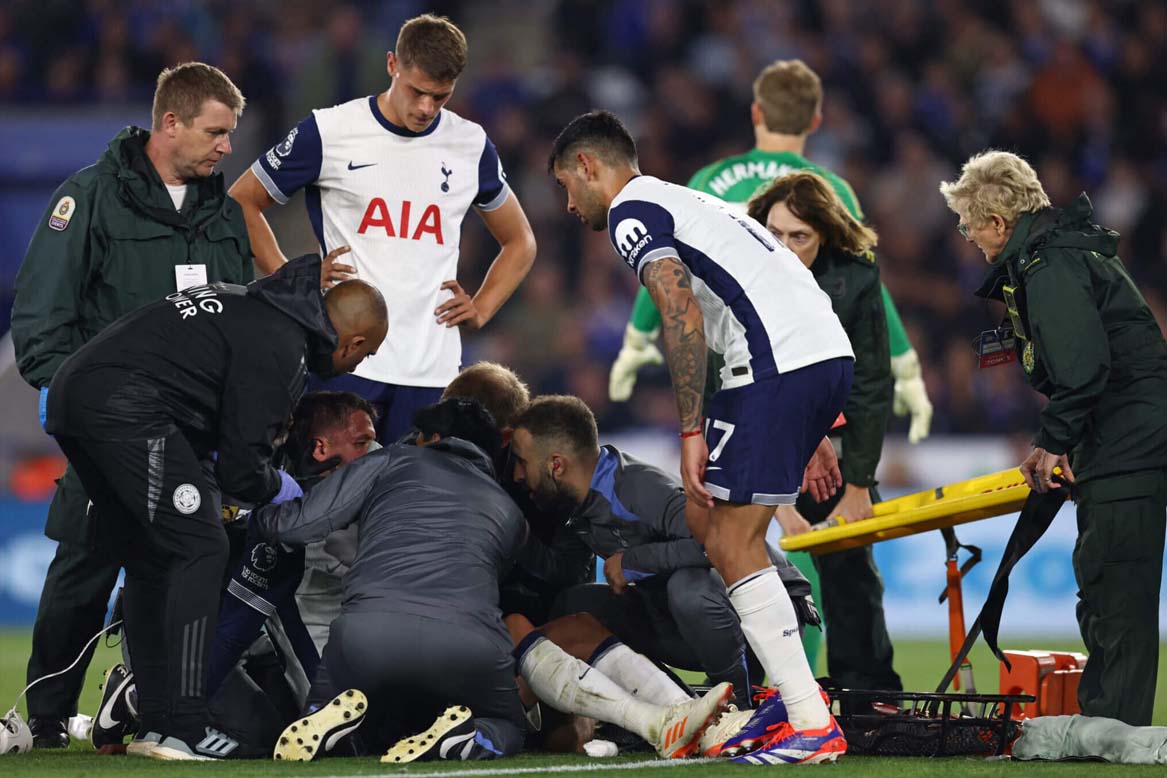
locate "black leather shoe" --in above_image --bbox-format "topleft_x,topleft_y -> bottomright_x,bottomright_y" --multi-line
29,716 -> 70,748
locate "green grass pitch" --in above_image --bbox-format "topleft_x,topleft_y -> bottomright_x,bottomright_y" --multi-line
2,629 -> 1164,776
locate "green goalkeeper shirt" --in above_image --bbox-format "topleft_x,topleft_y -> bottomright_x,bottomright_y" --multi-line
687,149 -> 863,219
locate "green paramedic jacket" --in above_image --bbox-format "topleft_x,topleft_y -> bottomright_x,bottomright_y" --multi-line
811,245 -> 892,487
975,193 -> 1167,483
13,126 -> 254,390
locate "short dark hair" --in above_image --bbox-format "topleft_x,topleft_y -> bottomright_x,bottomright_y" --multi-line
547,110 -> 637,174
152,62 -> 245,129
396,14 -> 468,82
513,395 -> 599,458
285,391 -> 377,462
413,397 -> 502,459
442,362 -> 530,428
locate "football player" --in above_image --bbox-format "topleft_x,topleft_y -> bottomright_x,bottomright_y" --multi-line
609,60 -> 927,678
230,14 -> 536,443
510,394 -> 817,714
549,111 -> 850,765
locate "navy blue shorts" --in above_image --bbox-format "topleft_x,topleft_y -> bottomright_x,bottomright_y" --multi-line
306,374 -> 443,444
703,357 -> 853,506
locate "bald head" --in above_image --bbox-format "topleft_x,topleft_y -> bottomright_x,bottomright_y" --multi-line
326,280 -> 387,337
323,280 -> 388,375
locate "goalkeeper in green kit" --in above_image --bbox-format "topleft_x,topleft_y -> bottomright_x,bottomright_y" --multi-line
609,60 -> 930,678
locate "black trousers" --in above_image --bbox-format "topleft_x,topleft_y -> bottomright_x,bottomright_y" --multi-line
1073,470 -> 1167,726
25,523 -> 121,718
54,432 -> 229,741
797,482 -> 903,691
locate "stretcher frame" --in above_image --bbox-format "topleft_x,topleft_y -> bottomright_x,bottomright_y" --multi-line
779,468 -> 1038,555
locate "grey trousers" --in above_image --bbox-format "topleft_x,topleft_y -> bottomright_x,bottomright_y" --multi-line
309,611 -> 526,757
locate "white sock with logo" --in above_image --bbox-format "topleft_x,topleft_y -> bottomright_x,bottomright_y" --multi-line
590,639 -> 690,706
728,566 -> 828,731
518,636 -> 664,741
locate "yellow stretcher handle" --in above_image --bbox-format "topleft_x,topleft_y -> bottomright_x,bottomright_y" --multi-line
779,468 -> 1054,555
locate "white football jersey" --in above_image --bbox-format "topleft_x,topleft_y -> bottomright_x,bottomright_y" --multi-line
252,96 -> 509,387
607,176 -> 853,385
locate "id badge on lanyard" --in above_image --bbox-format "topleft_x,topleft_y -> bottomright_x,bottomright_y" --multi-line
175,264 -> 208,292
974,324 -> 1017,368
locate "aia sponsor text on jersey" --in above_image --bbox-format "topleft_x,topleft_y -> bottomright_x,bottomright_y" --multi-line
357,198 -> 444,244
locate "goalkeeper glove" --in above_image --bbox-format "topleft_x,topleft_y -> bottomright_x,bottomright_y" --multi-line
891,348 -> 933,444
608,324 -> 663,402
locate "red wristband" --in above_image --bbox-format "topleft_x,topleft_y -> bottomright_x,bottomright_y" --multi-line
679,428 -> 702,439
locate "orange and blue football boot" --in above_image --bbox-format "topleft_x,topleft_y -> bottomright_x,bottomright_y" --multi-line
731,716 -> 847,765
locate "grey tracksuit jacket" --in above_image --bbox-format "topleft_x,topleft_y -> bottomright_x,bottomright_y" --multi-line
251,438 -> 526,634
524,445 -> 810,596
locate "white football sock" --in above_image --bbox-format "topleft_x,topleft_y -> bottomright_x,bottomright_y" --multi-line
728,566 -> 828,730
518,636 -> 665,742
591,639 -> 690,706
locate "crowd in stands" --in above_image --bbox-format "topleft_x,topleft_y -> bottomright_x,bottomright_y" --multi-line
3,0 -> 1164,435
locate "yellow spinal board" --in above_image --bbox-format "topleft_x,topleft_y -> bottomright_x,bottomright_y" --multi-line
779,469 -> 1057,555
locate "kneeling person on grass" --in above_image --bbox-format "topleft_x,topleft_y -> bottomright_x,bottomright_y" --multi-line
44,256 -> 387,761
91,391 -> 380,757
510,394 -> 817,716
252,398 -> 528,762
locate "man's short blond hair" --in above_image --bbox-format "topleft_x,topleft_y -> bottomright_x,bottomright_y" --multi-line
753,59 -> 822,135
441,362 -> 530,429
397,14 -> 468,82
152,62 -> 244,129
939,150 -> 1051,227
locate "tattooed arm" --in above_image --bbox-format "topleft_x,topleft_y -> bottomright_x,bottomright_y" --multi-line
643,257 -> 713,505
643,257 -> 706,431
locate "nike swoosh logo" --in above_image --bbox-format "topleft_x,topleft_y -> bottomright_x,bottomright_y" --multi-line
324,721 -> 362,751
706,466 -> 722,471
524,702 -> 543,732
347,162 -> 376,170
97,674 -> 134,730
439,731 -> 476,759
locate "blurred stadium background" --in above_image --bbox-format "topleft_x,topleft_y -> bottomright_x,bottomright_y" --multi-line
0,0 -> 1164,662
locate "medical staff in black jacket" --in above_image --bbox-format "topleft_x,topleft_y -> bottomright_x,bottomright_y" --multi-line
44,255 -> 386,760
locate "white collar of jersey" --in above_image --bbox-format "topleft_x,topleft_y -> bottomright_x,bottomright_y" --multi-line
367,95 -> 442,138
611,173 -> 645,202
